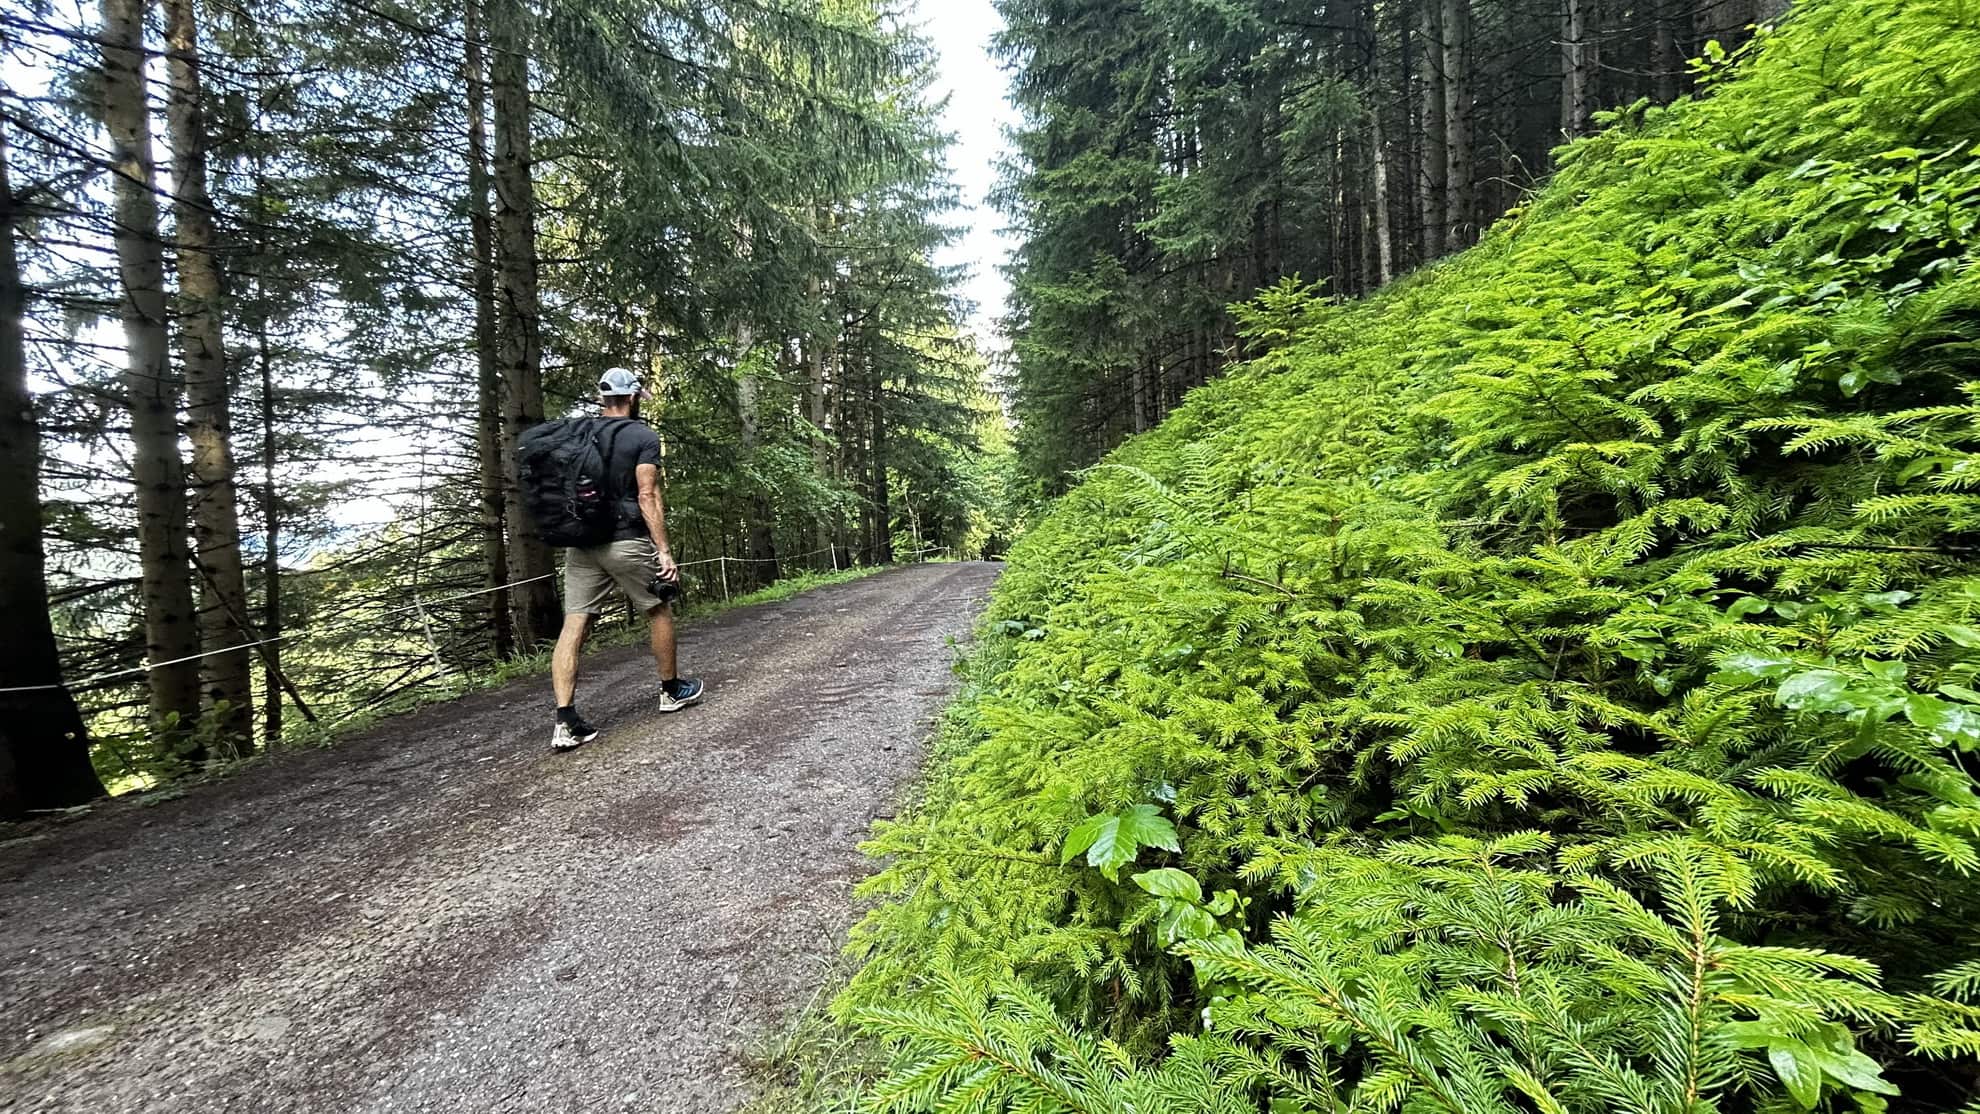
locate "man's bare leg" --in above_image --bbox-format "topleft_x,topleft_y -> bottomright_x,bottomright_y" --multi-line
648,604 -> 676,680
649,603 -> 702,709
553,612 -> 593,707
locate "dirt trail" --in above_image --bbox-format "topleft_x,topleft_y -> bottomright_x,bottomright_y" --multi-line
0,562 -> 1000,1114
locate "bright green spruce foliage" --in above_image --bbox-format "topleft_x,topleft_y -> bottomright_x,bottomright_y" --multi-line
835,1 -> 1980,1110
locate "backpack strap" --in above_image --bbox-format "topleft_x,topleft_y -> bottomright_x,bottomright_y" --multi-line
594,418 -> 638,529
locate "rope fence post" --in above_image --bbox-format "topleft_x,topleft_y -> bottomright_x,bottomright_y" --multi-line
719,556 -> 731,602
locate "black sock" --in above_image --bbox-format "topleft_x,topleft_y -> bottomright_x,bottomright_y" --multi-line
662,678 -> 683,697
557,705 -> 580,725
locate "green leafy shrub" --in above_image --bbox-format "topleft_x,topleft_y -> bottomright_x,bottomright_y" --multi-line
836,0 -> 1980,1109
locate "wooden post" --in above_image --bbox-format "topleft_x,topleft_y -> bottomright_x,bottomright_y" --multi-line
719,557 -> 731,601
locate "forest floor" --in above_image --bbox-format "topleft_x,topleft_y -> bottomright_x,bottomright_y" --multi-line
0,561 -> 1000,1114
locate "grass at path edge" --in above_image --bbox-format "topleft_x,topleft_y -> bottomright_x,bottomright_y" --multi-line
87,563 -> 903,808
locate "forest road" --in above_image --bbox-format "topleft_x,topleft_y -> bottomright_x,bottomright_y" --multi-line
0,561 -> 1001,1114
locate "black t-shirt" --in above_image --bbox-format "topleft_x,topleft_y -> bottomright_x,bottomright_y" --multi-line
595,418 -> 662,541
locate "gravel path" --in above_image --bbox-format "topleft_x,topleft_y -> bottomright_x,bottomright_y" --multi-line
0,562 -> 1000,1113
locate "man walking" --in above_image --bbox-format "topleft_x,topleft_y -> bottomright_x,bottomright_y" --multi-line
549,367 -> 703,750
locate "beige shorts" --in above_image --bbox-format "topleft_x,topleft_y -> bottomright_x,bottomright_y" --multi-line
564,538 -> 665,616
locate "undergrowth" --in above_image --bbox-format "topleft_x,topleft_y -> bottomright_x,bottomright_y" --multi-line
831,1 -> 1980,1110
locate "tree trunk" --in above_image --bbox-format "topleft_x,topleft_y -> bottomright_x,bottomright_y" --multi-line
1653,0 -> 1682,104
163,0 -> 253,758
254,287 -> 284,748
805,267 -> 832,563
831,312 -> 853,562
1562,0 -> 1599,138
1130,362 -> 1149,435
734,319 -> 778,584
489,0 -> 558,646
869,357 -> 891,565
245,135 -> 285,749
1370,108 -> 1394,286
464,0 -> 512,659
1441,0 -> 1473,250
101,0 -> 203,753
1415,0 -> 1447,259
0,117 -> 106,818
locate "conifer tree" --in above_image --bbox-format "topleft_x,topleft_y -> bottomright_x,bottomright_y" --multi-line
98,0 -> 203,749
164,0 -> 254,756
1,0 -> 1006,786
995,0 -> 1772,489
489,0 -> 559,648
0,116 -> 105,817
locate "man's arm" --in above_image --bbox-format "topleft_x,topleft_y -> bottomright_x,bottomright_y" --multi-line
635,461 -> 677,581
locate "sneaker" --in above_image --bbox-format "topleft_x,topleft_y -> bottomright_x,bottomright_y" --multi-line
656,677 -> 704,713
551,713 -> 600,751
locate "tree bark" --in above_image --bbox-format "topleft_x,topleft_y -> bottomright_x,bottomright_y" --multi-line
831,304 -> 853,562
734,318 -> 778,584
243,130 -> 286,749
163,0 -> 253,758
0,117 -> 107,817
254,283 -> 284,748
1652,0 -> 1682,104
1415,0 -> 1447,260
1441,0 -> 1473,250
101,0 -> 203,752
489,0 -> 558,646
869,355 -> 891,565
1562,0 -> 1599,138
805,265 -> 832,563
464,0 -> 512,659
1370,108 -> 1394,286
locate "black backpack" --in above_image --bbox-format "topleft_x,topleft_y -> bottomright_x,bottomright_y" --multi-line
515,417 -> 632,548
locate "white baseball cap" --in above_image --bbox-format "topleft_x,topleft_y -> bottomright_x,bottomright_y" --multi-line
597,367 -> 642,397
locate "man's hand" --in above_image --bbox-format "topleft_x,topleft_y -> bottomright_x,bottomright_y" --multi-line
654,545 -> 679,583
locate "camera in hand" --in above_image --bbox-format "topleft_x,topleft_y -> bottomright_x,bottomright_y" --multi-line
647,571 -> 684,606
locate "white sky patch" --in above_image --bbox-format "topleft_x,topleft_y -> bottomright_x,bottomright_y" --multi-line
916,0 -> 1019,353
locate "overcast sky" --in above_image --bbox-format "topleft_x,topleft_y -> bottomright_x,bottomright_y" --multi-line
915,0 -> 1020,349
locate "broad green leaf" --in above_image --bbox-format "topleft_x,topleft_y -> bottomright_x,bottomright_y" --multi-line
1727,596 -> 1771,620
1133,867 -> 1202,903
1061,813 -> 1110,865
1801,1026 -> 1900,1096
1905,695 -> 1980,747
1778,670 -> 1855,712
1940,683 -> 1980,704
1769,1041 -> 1823,1109
1154,901 -> 1219,945
1943,626 -> 1980,649
1063,805 -> 1179,879
1114,804 -> 1181,853
1722,1021 -> 1775,1049
1864,659 -> 1907,683
1714,650 -> 1796,684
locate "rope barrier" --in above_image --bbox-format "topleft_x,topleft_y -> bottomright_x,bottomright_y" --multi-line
0,545 -> 955,696
0,571 -> 560,696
